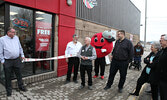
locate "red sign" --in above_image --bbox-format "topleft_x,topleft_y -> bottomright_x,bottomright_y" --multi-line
35,21 -> 51,51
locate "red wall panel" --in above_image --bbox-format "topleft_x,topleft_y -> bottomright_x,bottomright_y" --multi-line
59,14 -> 75,28
4,0 -> 35,8
57,26 -> 75,76
59,0 -> 76,17
35,0 -> 59,13
4,0 -> 59,13
57,0 -> 76,76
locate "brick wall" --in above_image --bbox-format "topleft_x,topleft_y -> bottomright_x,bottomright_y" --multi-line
75,18 -> 139,45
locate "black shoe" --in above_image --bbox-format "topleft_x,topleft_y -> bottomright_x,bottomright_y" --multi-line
118,88 -> 123,93
7,93 -> 11,97
73,80 -> 78,83
145,90 -> 152,94
64,80 -> 70,84
19,86 -> 27,92
129,92 -> 139,96
104,86 -> 111,90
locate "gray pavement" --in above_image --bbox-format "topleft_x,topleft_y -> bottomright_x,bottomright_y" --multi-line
0,50 -> 152,100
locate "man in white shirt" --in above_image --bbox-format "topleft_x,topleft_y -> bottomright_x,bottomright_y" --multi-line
65,34 -> 82,83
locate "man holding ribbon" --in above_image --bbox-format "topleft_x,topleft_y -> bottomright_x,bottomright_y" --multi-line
78,37 -> 97,90
65,34 -> 82,84
0,27 -> 27,96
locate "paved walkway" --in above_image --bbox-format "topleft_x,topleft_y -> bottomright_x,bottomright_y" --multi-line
0,51 -> 152,100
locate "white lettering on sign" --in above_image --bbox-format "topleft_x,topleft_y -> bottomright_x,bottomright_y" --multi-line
39,38 -> 49,42
40,43 -> 48,47
37,29 -> 50,35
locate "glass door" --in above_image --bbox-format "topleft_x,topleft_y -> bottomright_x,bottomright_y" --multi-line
35,11 -> 53,74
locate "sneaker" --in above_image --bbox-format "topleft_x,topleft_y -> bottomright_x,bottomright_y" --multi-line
104,86 -> 111,90
78,85 -> 84,89
7,93 -> 11,97
93,75 -> 98,78
19,86 -> 27,92
64,80 -> 70,84
118,88 -> 123,93
129,92 -> 139,96
101,76 -> 104,79
88,86 -> 93,90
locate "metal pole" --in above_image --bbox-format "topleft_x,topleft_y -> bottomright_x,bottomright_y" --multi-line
144,0 -> 147,48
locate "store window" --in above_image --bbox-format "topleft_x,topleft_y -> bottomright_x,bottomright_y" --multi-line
9,5 -> 53,76
0,5 -> 5,83
35,11 -> 53,74
10,5 -> 34,76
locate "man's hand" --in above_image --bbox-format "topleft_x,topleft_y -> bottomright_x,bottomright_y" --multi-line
21,57 -> 25,60
81,56 -> 88,60
84,57 -> 88,60
66,58 -> 68,63
81,56 -> 85,60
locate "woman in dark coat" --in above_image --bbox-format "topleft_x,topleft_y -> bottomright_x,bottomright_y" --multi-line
130,42 -> 161,100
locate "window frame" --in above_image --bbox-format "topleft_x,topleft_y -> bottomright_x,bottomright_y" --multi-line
3,3 -> 55,77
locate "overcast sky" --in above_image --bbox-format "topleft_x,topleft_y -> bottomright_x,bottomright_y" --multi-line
131,0 -> 167,42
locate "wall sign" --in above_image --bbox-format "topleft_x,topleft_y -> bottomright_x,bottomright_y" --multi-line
35,21 -> 51,51
83,0 -> 97,9
12,18 -> 30,28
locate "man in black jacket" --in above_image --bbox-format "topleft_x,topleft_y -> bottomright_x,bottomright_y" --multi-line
104,30 -> 134,93
158,34 -> 167,100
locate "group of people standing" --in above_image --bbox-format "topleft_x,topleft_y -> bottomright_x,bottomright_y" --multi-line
65,35 -> 97,90
1,27 -> 166,100
130,34 -> 167,100
65,30 -> 167,100
65,30 -> 134,92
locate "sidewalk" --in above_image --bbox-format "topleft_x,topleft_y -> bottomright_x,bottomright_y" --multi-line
0,51 -> 151,100
0,68 -> 141,100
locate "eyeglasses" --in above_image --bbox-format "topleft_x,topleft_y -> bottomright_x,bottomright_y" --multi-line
9,31 -> 16,33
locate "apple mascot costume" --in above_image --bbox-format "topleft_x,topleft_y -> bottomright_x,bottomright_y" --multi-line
91,31 -> 115,79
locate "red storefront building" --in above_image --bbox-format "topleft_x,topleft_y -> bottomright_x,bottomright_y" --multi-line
0,0 -> 141,85
0,0 -> 77,84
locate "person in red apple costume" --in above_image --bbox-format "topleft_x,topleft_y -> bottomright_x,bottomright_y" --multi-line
91,30 -> 115,79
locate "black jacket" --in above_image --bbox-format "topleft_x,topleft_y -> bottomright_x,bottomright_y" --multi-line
136,52 -> 155,83
144,52 -> 155,68
112,38 -> 134,61
148,50 -> 163,84
157,47 -> 167,82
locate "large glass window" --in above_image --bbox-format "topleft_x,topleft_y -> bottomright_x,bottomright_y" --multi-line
0,5 -> 5,84
10,5 -> 34,76
9,5 -> 53,76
